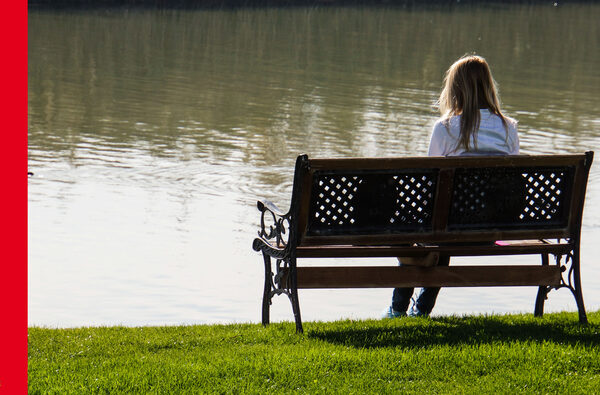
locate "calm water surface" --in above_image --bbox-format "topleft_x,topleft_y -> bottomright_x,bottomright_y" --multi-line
28,4 -> 600,327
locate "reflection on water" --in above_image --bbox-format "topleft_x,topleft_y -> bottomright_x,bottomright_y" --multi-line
28,4 -> 600,327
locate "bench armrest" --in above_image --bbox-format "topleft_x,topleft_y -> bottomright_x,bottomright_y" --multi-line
257,199 -> 286,217
254,200 -> 291,254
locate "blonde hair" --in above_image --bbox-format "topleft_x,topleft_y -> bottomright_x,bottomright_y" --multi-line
438,54 -> 508,152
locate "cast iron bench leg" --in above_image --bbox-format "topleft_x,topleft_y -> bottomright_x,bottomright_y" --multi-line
289,257 -> 304,334
572,247 -> 588,324
262,252 -> 272,326
534,253 -> 550,318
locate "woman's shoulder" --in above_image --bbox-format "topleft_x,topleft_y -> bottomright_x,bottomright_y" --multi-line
482,109 -> 518,131
500,113 -> 518,134
505,114 -> 518,130
433,114 -> 460,132
497,110 -> 517,126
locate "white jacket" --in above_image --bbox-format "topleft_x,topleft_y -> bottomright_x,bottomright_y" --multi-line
428,109 -> 519,156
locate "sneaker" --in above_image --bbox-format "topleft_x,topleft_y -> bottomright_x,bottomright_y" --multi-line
408,306 -> 429,317
382,306 -> 407,319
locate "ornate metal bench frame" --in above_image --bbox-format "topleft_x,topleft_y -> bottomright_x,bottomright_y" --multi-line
252,152 -> 594,333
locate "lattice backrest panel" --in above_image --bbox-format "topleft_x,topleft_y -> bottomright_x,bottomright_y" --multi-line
448,166 -> 574,230
306,170 -> 438,236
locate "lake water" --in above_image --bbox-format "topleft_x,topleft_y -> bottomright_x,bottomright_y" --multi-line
28,4 -> 600,327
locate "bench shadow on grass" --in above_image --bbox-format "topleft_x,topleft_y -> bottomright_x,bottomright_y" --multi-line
306,316 -> 600,349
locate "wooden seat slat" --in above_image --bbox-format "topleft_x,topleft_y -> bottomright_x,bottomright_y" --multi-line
299,230 -> 573,246
296,241 -> 572,258
292,266 -> 561,289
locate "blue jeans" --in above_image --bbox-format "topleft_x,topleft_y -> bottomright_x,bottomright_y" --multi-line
391,255 -> 450,315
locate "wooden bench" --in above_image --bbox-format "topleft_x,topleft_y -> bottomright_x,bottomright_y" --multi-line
252,152 -> 594,333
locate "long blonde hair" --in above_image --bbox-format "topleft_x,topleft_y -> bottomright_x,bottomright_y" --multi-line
438,55 -> 508,152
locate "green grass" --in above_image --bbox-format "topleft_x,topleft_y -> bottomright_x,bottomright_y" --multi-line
29,311 -> 600,394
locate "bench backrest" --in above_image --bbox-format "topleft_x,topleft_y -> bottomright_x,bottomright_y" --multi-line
287,153 -> 594,247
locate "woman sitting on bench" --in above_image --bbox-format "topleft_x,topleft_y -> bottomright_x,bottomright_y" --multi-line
384,54 -> 520,318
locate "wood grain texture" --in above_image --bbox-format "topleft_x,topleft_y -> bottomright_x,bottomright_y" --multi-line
293,265 -> 561,289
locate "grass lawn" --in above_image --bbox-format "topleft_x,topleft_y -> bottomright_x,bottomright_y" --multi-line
28,311 -> 600,394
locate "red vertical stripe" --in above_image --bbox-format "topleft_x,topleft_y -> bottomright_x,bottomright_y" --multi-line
0,0 -> 28,393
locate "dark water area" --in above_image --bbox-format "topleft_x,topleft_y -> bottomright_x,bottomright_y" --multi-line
28,0 -> 597,10
28,4 -> 600,327
27,0 -> 444,9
